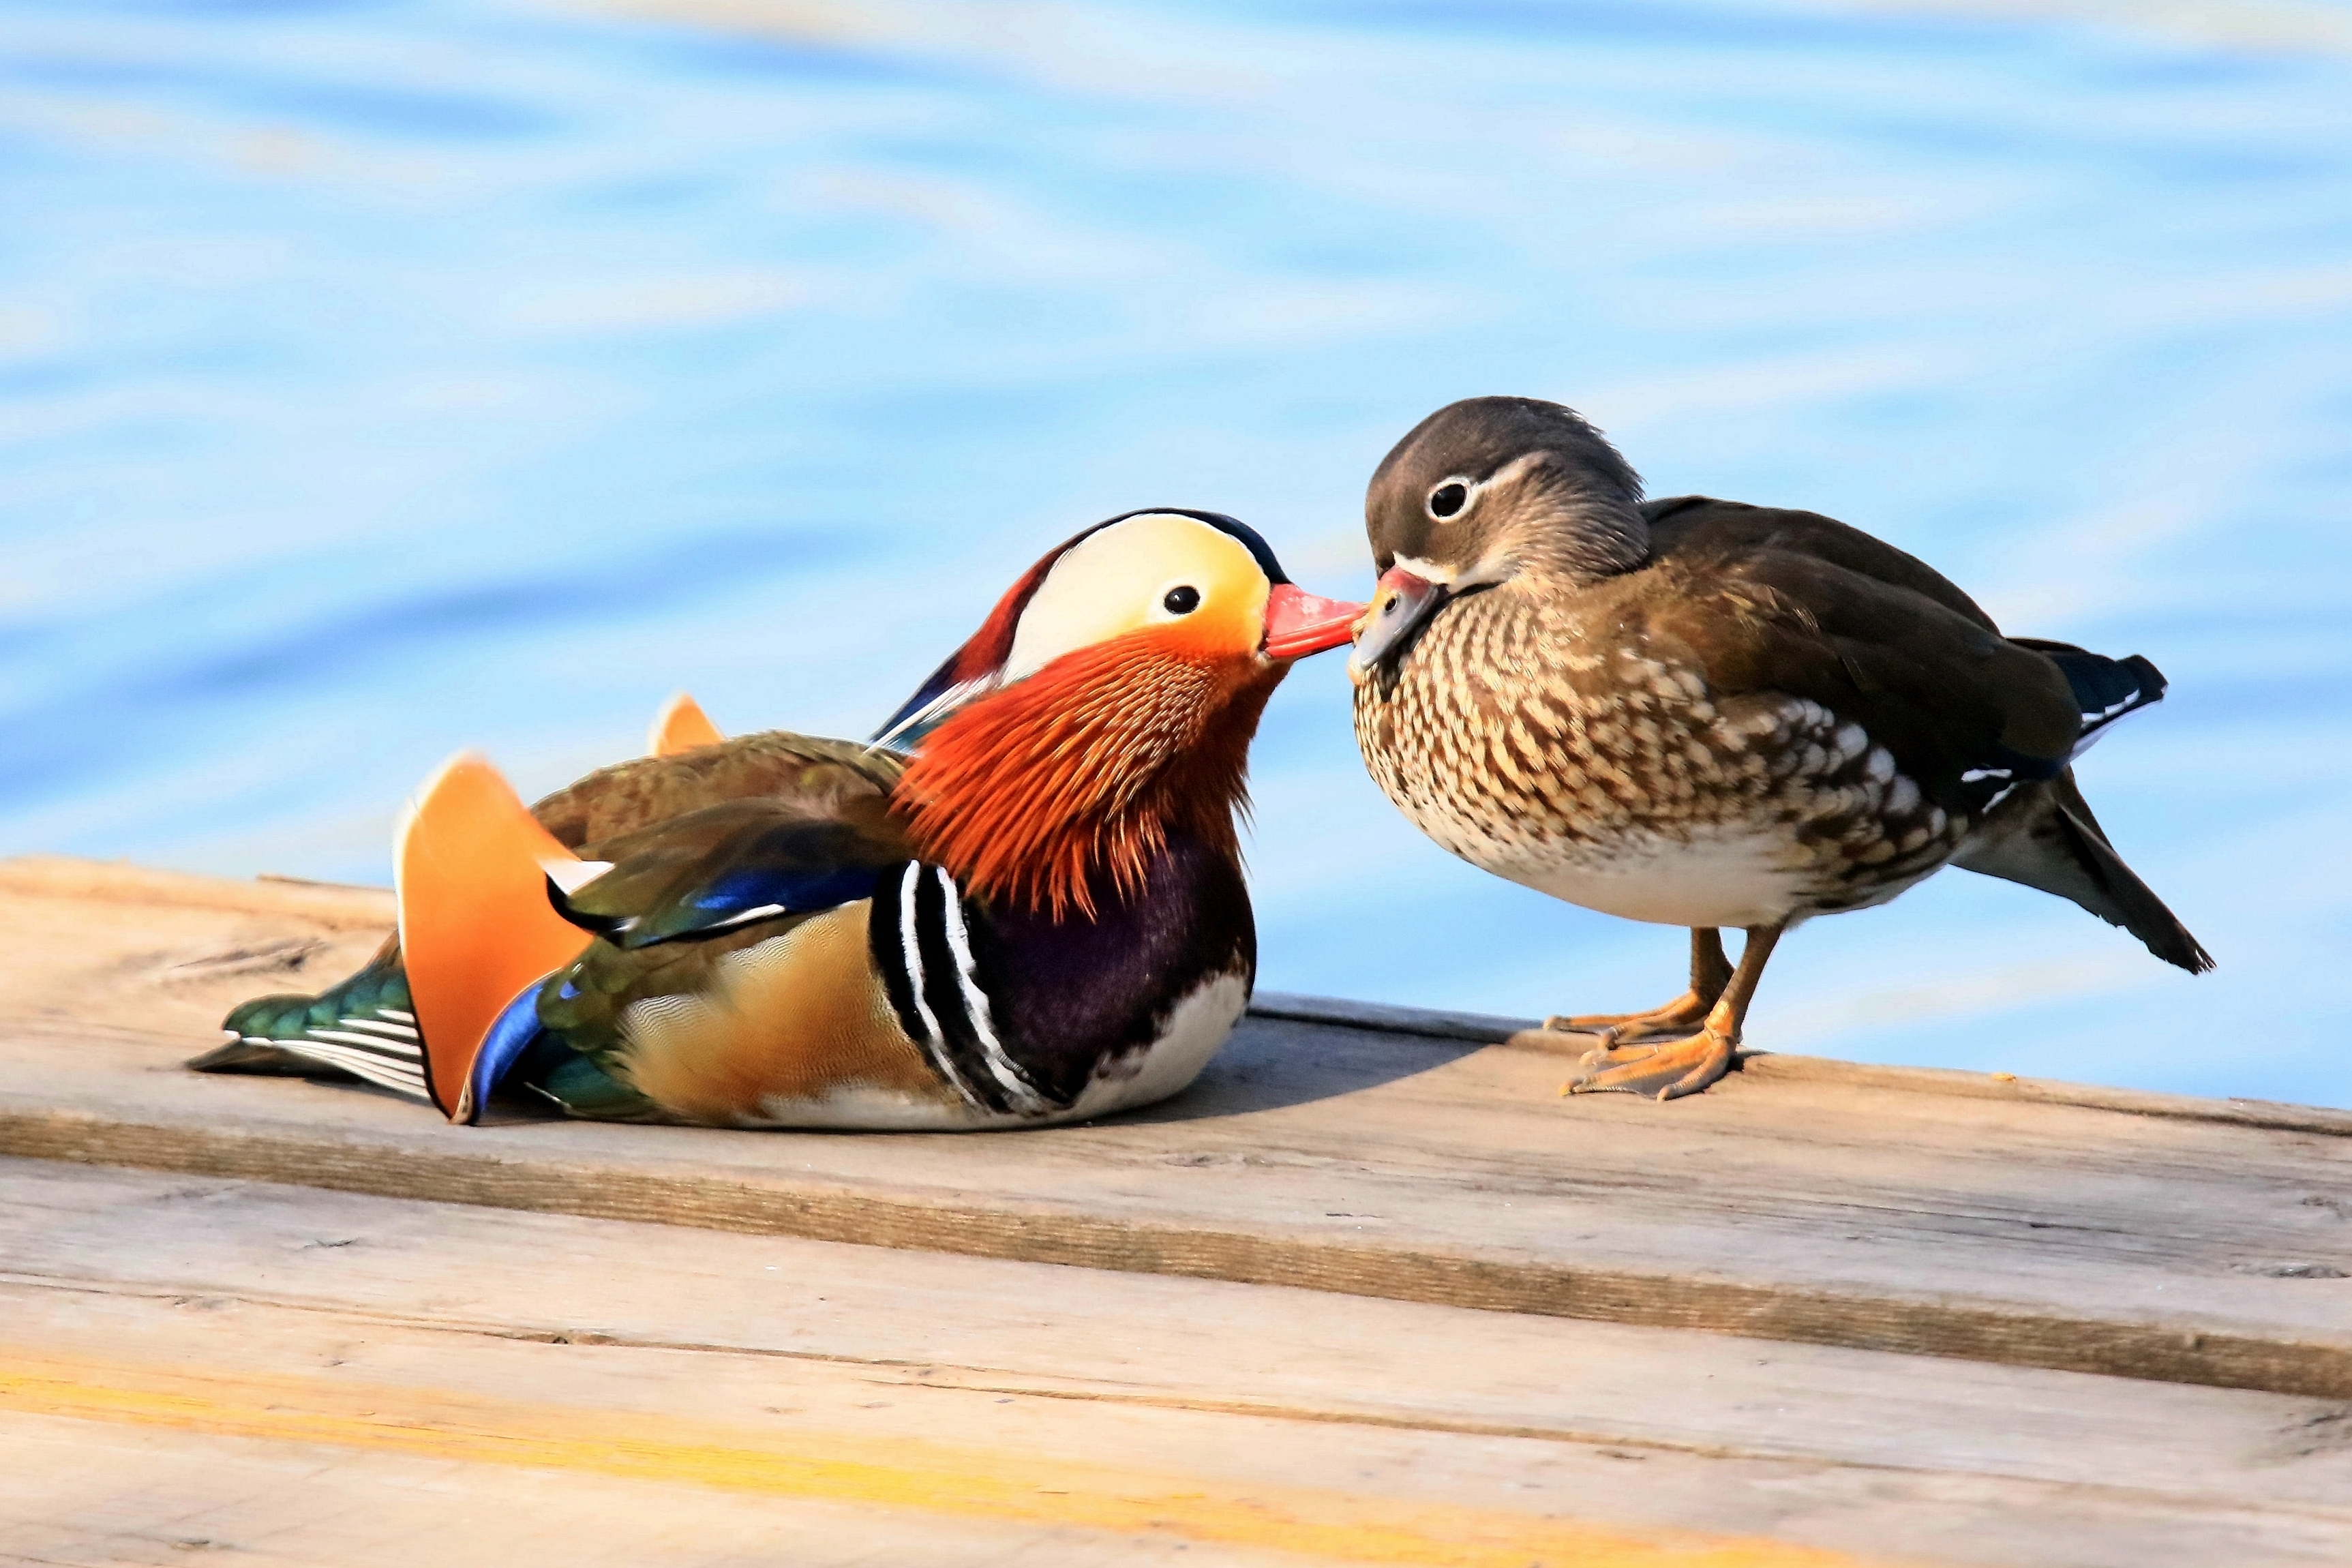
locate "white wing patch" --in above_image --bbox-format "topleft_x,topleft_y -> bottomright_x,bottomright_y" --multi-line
234,1006 -> 429,1101
541,858 -> 613,895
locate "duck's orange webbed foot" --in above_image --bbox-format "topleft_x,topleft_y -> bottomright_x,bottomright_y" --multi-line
1544,989 -> 1717,1044
1503,929 -> 1732,1056
1538,924 -> 1785,1105
1560,1025 -> 1736,1101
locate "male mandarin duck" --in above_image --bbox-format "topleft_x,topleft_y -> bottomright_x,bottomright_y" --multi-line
1348,397 -> 2210,1101
195,509 -> 1361,1127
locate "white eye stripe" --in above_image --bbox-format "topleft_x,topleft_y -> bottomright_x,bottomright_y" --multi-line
1426,451 -> 1552,521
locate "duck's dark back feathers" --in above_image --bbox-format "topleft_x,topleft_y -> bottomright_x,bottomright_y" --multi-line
1624,498 -> 2083,813
1635,498 -> 2206,970
533,731 -> 905,855
1642,496 -> 1999,632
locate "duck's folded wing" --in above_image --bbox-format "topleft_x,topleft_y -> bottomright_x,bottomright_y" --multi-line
531,730 -> 906,852
510,796 -> 923,1122
1647,549 -> 2083,815
549,796 -> 910,948
1644,497 -> 2002,633
203,733 -> 909,1117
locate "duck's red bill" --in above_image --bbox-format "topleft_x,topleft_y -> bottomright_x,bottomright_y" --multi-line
1263,584 -> 1367,660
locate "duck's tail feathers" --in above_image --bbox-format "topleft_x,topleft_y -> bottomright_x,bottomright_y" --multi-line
196,933 -> 431,1102
395,752 -> 596,1121
648,691 -> 725,757
2011,639 -> 2168,759
1951,770 -> 2214,974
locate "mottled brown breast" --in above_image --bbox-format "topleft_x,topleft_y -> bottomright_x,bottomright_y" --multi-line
1353,579 -> 1966,924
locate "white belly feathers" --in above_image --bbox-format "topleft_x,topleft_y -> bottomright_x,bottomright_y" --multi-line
1472,819 -> 1820,929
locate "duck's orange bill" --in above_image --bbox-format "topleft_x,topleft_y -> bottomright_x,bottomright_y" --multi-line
648,691 -> 725,756
1262,583 -> 1366,661
395,753 -> 592,1122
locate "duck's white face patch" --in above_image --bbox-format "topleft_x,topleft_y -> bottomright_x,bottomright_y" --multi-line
1001,513 -> 1267,682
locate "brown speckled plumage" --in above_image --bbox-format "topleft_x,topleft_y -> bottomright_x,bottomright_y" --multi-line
1349,396 -> 2208,1100
1355,579 -> 1963,930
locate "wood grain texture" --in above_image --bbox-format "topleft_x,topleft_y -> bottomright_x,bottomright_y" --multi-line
3,1344 -> 1860,1568
5,1160 -> 2350,1567
0,854 -> 395,929
3,856 -> 2349,1403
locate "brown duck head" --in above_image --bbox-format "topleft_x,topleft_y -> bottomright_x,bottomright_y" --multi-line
1351,396 -> 1649,691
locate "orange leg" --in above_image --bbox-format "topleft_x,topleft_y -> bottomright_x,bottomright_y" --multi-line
1533,928 -> 1734,1046
1549,924 -> 1785,1102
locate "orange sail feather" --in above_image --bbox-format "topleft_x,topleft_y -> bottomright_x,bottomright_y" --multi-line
394,753 -> 592,1121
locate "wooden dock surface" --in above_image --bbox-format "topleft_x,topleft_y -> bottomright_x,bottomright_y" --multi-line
2,854 -> 2348,1565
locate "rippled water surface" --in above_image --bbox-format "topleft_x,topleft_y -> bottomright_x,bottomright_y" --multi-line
5,0 -> 2349,1104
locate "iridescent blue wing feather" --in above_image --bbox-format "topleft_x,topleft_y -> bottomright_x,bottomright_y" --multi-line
548,798 -> 906,948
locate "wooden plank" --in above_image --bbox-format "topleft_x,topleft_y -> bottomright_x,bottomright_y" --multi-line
0,854 -> 396,929
3,855 -> 2349,1404
0,1413 -> 1297,1568
3,1344 -> 1871,1568
1254,991 -> 2352,1140
1250,989 -> 1533,1044
5,1158 -> 2351,1566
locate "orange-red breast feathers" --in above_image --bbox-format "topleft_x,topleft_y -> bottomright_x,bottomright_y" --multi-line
894,513 -> 1306,919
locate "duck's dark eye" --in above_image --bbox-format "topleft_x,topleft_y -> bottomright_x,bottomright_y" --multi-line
1428,481 -> 1469,519
1162,585 -> 1201,615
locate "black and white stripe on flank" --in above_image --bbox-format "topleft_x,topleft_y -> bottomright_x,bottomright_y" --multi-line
871,861 -> 1057,1117
877,862 -> 983,1110
928,866 -> 1050,1115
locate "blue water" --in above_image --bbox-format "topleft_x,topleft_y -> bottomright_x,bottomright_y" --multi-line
4,0 -> 2349,1105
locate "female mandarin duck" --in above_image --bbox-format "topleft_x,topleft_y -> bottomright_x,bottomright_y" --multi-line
196,509 -> 1361,1127
1349,397 -> 2210,1102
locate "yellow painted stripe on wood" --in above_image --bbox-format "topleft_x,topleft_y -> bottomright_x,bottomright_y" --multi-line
0,1348 -> 1883,1568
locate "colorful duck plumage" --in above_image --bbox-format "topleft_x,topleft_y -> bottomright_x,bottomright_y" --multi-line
198,728 -> 908,1103
199,509 -> 1361,1129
